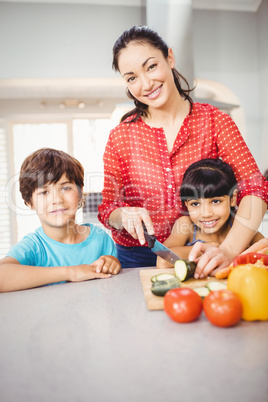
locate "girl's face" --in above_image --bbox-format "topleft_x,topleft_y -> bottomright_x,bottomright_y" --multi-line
30,173 -> 81,231
118,42 -> 176,110
185,195 -> 237,234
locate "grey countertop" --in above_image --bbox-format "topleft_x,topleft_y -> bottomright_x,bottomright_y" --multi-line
0,267 -> 268,402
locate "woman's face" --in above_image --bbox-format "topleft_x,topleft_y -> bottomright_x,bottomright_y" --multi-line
118,42 -> 176,109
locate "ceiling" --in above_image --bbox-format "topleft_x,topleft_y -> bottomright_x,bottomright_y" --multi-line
0,0 -> 263,12
0,0 -> 263,113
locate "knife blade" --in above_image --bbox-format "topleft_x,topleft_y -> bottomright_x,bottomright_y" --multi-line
142,223 -> 182,265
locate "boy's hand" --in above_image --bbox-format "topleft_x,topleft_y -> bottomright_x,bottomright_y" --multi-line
91,256 -> 121,275
68,265 -> 112,282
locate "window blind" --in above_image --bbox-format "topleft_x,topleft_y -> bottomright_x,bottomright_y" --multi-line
0,128 -> 11,258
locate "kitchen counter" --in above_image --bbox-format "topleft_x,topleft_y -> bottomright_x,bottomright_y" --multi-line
0,268 -> 267,402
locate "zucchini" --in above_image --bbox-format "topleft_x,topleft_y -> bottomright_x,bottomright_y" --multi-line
192,286 -> 210,299
206,281 -> 227,291
151,277 -> 181,297
174,259 -> 196,281
151,273 -> 176,283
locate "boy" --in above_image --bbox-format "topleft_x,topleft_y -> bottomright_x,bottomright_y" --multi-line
0,148 -> 120,292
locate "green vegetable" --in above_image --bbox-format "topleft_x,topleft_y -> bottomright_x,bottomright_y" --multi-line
151,277 -> 181,297
151,273 -> 176,283
206,281 -> 227,291
192,287 -> 210,299
174,260 -> 196,281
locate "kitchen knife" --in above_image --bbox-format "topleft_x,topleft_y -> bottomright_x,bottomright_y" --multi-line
142,223 -> 182,265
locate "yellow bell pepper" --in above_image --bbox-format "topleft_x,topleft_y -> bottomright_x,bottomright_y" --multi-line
227,264 -> 268,321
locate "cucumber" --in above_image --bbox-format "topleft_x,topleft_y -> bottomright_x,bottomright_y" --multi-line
151,273 -> 176,283
206,281 -> 227,291
174,259 -> 196,282
151,277 -> 181,297
192,286 -> 210,299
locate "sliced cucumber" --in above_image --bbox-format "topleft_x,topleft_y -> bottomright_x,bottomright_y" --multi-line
206,281 -> 227,291
174,259 -> 196,282
192,286 -> 210,299
151,277 -> 181,297
151,273 -> 176,283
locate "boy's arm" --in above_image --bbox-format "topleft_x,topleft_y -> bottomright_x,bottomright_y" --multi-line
157,216 -> 193,268
0,257 -> 111,293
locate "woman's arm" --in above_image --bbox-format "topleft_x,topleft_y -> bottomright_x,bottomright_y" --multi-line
0,257 -> 112,293
190,195 -> 267,278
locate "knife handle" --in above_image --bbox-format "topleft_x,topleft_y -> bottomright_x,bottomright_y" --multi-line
142,222 -> 156,249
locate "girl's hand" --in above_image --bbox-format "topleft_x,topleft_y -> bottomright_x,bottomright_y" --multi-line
188,242 -> 236,279
91,256 -> 121,275
117,207 -> 154,245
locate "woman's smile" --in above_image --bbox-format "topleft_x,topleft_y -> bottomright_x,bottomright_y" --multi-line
146,84 -> 163,100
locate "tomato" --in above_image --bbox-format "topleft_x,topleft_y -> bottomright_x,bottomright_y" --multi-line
164,288 -> 203,323
203,289 -> 243,327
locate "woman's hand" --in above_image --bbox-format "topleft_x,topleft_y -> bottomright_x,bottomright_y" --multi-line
109,207 -> 154,245
188,242 -> 236,279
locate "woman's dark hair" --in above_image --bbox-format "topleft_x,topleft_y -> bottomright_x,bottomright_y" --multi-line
180,158 -> 237,205
19,148 -> 84,205
112,25 -> 194,123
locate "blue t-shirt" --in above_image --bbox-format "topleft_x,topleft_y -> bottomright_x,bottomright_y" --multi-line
7,224 -> 117,284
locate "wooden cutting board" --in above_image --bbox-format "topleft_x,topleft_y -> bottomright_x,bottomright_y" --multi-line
140,268 -> 227,310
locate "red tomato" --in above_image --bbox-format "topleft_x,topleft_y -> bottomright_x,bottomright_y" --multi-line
203,289 -> 243,327
164,288 -> 203,323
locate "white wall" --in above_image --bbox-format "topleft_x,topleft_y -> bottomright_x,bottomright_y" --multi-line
0,2 -> 145,79
258,0 -> 268,174
193,6 -> 268,172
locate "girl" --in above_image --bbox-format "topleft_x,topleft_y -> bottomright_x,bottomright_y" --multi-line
157,159 -> 263,272
98,25 -> 268,275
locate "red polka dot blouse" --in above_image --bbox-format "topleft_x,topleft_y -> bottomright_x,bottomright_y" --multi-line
98,103 -> 268,247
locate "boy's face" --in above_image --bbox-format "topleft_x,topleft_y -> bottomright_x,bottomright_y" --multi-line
29,173 -> 81,230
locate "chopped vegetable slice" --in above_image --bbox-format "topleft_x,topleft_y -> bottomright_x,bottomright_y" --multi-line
151,277 -> 181,297
151,273 -> 176,283
193,287 -> 210,298
206,281 -> 227,291
174,260 -> 196,281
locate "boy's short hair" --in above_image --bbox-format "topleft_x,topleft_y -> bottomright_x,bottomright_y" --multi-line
19,148 -> 84,205
180,158 -> 237,204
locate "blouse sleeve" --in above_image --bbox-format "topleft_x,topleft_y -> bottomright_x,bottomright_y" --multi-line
98,130 -> 131,228
214,110 -> 268,207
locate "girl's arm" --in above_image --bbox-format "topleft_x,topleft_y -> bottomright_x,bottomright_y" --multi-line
0,257 -> 112,293
157,216 -> 193,268
190,195 -> 267,278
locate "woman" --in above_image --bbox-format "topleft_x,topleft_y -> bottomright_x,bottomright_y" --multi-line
98,25 -> 268,276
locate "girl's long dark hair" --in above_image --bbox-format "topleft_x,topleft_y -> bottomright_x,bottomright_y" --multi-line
112,25 -> 194,123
